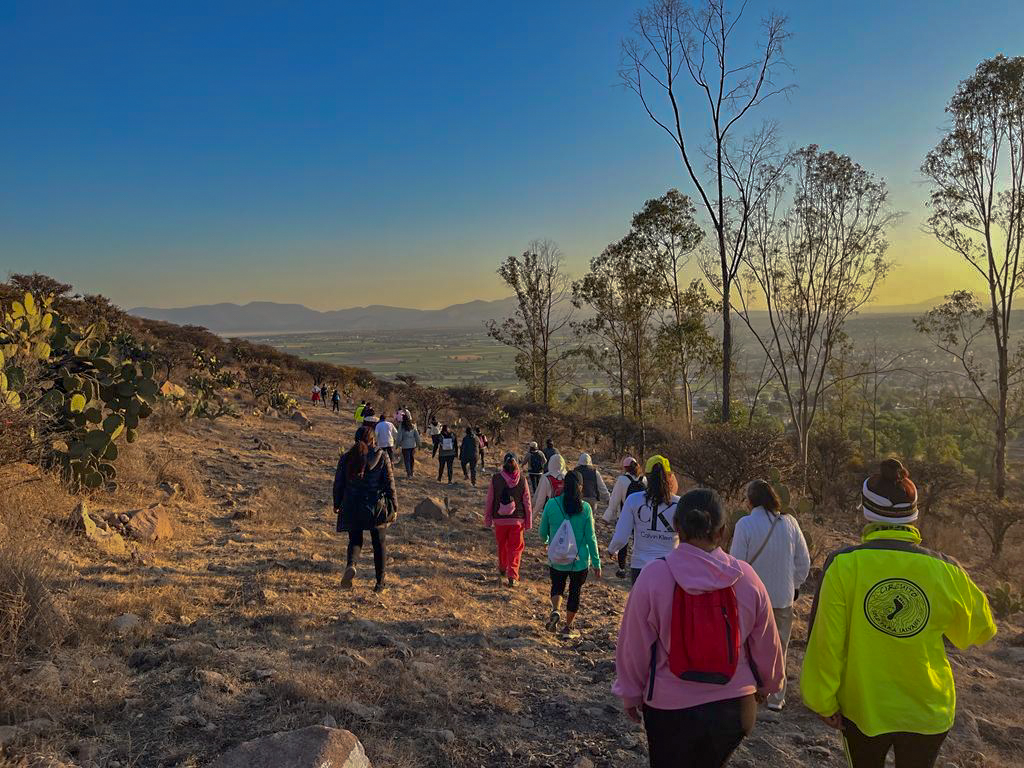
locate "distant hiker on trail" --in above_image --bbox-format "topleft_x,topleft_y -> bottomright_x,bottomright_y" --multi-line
801,459 -> 996,768
525,441 -> 546,493
609,455 -> 679,585
460,427 -> 479,486
395,405 -> 411,424
484,452 -> 532,588
374,413 -> 399,465
603,457 -> 647,579
427,418 -> 442,457
311,384 -> 321,406
613,488 -> 785,768
543,437 -> 558,460
436,424 -> 457,484
475,427 -> 488,470
730,479 -> 810,713
576,453 -> 610,516
354,400 -> 367,421
361,405 -> 377,427
333,426 -> 397,594
538,469 -> 601,638
396,415 -> 421,479
331,388 -> 341,412
532,453 -> 566,515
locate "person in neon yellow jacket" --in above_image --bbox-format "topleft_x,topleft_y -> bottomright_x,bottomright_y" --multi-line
802,459 -> 996,768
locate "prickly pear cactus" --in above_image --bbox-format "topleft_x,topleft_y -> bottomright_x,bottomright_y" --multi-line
183,349 -> 237,420
0,291 -> 158,490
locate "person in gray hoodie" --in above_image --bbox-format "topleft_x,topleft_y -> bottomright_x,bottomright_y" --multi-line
396,415 -> 421,479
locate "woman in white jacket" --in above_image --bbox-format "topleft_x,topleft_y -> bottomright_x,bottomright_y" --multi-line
531,454 -> 566,515
729,479 -> 810,712
608,455 -> 679,584
603,457 -> 647,578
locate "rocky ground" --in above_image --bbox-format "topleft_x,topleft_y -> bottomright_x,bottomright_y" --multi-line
1,403 -> 1022,768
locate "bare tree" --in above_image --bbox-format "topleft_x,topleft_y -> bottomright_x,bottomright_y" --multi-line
920,55 -> 1024,499
734,146 -> 898,481
487,240 -> 576,405
620,0 -> 792,421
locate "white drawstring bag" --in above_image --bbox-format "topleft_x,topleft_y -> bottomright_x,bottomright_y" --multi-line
548,517 -> 578,566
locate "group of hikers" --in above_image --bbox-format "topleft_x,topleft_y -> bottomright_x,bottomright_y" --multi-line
310,382 -> 341,412
331,403 -> 998,768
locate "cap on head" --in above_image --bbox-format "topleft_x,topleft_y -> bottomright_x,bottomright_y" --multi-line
621,456 -> 637,470
529,441 -> 538,449
503,451 -> 517,464
645,455 -> 671,475
578,452 -> 592,467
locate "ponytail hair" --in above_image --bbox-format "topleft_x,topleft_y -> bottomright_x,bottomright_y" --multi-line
344,426 -> 374,481
562,470 -> 584,517
746,479 -> 782,513
880,458 -> 909,484
645,463 -> 678,508
675,488 -> 726,542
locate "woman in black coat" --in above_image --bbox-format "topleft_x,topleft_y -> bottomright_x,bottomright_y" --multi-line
333,426 -> 398,592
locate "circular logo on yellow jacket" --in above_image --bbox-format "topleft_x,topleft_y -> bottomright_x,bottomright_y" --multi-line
863,578 -> 930,637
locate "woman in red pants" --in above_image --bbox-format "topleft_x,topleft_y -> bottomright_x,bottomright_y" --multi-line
484,452 -> 532,587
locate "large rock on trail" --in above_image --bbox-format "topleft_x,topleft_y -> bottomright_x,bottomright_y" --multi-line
290,409 -> 313,430
68,501 -> 127,556
209,725 -> 371,768
413,497 -> 448,520
127,504 -> 174,542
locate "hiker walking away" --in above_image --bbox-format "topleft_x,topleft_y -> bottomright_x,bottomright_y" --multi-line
396,415 -> 421,479
730,479 -> 810,712
333,426 -> 398,593
532,453 -> 566,516
395,404 -> 411,424
354,400 -> 367,422
311,384 -> 321,406
361,404 -> 377,427
613,488 -> 785,768
526,441 -> 546,493
484,452 -> 533,587
331,387 -> 341,413
576,453 -> 610,517
436,424 -> 457,484
538,469 -> 601,638
427,418 -> 442,457
603,457 -> 647,579
608,455 -> 679,585
374,413 -> 398,464
543,437 -> 558,460
475,427 -> 488,470
459,426 -> 479,486
802,459 -> 996,768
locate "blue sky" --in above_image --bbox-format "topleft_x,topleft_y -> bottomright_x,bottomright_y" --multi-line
2,1 -> 1022,309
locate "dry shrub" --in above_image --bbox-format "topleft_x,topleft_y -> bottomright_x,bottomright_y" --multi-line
0,536 -> 70,663
116,439 -> 206,504
145,399 -> 186,434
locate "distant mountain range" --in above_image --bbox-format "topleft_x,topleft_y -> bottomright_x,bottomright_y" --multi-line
129,297 -> 522,334
129,295 -> 946,335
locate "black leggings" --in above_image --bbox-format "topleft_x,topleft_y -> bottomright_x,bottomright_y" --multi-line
461,458 -> 477,484
617,543 -> 629,570
438,455 -> 454,482
346,528 -> 386,584
549,567 -> 588,613
842,718 -> 948,768
643,697 -> 755,768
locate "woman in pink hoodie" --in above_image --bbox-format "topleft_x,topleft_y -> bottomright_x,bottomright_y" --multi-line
484,452 -> 532,587
613,488 -> 784,768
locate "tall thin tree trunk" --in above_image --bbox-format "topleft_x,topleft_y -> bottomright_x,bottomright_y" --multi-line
721,270 -> 732,422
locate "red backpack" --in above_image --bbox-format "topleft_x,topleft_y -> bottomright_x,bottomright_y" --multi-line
548,475 -> 564,498
667,585 -> 741,685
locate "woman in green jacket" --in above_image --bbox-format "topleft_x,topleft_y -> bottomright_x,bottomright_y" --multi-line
539,469 -> 601,638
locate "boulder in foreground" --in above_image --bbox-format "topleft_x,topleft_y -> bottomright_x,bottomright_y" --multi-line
209,725 -> 371,768
413,497 -> 447,520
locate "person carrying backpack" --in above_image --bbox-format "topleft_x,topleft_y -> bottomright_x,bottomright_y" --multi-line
801,459 -> 997,768
375,414 -> 399,465
532,453 -> 566,515
609,456 -> 679,584
331,388 -> 341,413
538,469 -> 601,638
525,441 -> 546,492
354,400 -> 366,422
475,427 -> 488,470
730,479 -> 810,712
484,452 -> 533,587
436,424 -> 457,484
333,426 -> 398,593
613,488 -> 784,768
396,415 -> 421,479
576,453 -> 610,516
603,457 -> 647,578
543,437 -> 558,460
460,426 -> 479,486
427,418 -> 442,457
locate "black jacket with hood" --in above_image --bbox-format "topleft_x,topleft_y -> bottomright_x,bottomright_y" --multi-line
333,447 -> 397,532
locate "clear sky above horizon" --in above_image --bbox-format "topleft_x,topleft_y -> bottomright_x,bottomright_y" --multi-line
2,1 -> 1022,311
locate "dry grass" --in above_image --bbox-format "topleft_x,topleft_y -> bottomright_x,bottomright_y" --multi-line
0,537 -> 70,663
116,438 -> 206,504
